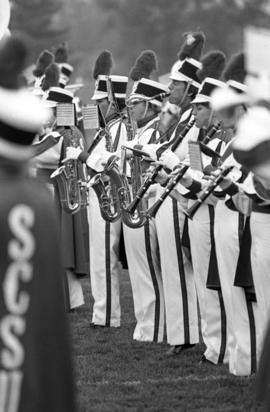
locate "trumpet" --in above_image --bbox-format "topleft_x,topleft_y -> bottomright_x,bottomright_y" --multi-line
184,165 -> 234,220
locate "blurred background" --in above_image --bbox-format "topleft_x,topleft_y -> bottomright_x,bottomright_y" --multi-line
9,0 -> 270,102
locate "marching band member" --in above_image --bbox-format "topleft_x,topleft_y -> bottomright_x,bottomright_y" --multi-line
233,106 -> 270,344
153,36 -> 205,355
0,35 -> 76,412
123,73 -> 168,342
205,54 -> 260,376
64,50 -> 128,328
33,86 -> 88,312
160,51 -> 230,365
87,72 -> 128,328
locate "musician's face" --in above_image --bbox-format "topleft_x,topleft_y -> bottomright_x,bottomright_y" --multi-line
168,80 -> 186,105
130,101 -> 147,122
192,103 -> 212,129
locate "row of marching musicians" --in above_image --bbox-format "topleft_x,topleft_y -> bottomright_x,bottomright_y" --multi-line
29,31 -> 270,383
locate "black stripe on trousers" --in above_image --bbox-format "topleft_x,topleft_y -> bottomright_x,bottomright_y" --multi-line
172,199 -> 190,343
245,298 -> 257,374
144,220 -> 160,342
105,221 -> 112,327
208,206 -> 227,364
238,213 -> 257,374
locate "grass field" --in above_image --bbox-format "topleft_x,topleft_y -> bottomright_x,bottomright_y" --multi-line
70,270 -> 264,412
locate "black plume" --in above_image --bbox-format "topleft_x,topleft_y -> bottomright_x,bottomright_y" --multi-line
93,50 -> 113,80
41,63 -> 60,91
223,52 -> 246,83
0,35 -> 28,89
178,31 -> 206,61
54,41 -> 68,63
197,50 -> 226,82
129,50 -> 158,81
33,49 -> 54,77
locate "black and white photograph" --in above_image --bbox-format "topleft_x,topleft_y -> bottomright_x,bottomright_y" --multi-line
1,0 -> 270,410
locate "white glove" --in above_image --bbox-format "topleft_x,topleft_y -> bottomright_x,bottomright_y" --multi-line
62,146 -> 82,162
86,153 -> 104,172
122,140 -> 137,150
141,144 -> 158,161
159,149 -> 180,171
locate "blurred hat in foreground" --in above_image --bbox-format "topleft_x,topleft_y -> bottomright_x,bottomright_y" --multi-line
233,106 -> 270,170
0,35 -> 51,159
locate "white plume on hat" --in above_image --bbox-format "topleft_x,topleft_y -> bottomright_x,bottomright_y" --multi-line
233,106 -> 270,151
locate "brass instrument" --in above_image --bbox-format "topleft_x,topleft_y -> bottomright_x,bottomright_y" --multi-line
184,165 -> 234,220
119,104 -> 148,228
96,91 -> 170,227
120,119 -> 195,226
51,128 -> 89,215
90,122 -> 124,222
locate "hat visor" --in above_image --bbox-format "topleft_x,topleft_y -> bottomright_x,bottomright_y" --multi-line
91,91 -> 108,101
191,94 -> 210,105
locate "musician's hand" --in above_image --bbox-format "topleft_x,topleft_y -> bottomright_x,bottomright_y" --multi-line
159,149 -> 180,171
204,169 -> 232,190
178,169 -> 193,188
62,146 -> 82,163
141,145 -> 157,161
155,169 -> 169,185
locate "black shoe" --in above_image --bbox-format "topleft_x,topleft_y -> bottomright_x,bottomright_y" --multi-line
166,343 -> 195,357
90,322 -> 106,329
199,355 -> 216,365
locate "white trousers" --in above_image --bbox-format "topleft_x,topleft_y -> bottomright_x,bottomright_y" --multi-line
188,202 -> 227,364
155,194 -> 199,346
88,188 -> 121,327
215,202 -> 259,376
123,211 -> 165,342
250,212 -> 270,357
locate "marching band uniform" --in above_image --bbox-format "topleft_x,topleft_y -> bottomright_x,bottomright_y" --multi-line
154,59 -> 203,351
123,78 -> 167,342
34,87 -> 87,311
0,59 -> 75,411
87,75 -> 128,327
183,76 -> 229,365
233,106 -> 270,358
210,77 -> 260,375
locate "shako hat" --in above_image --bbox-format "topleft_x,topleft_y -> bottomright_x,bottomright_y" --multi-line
192,50 -> 227,104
